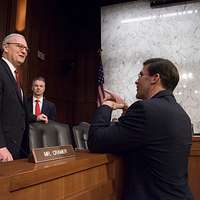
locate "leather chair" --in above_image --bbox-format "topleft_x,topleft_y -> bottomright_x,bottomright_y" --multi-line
29,120 -> 72,151
72,122 -> 90,150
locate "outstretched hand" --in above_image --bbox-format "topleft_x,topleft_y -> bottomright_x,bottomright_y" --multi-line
103,89 -> 128,111
102,100 -> 125,110
104,89 -> 124,102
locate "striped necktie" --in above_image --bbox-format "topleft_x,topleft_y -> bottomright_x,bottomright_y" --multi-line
14,70 -> 22,99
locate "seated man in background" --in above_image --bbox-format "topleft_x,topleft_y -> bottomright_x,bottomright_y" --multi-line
88,58 -> 193,200
27,76 -> 56,123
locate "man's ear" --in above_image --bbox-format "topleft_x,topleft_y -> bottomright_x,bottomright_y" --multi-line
2,44 -> 8,53
151,73 -> 160,84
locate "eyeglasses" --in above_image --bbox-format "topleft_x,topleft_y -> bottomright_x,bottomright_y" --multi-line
137,72 -> 150,79
6,42 -> 30,53
138,72 -> 145,78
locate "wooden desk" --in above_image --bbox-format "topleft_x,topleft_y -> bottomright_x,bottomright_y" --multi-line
0,152 -> 123,200
0,137 -> 199,200
189,136 -> 200,200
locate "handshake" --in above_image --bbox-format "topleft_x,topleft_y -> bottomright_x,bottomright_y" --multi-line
102,89 -> 128,111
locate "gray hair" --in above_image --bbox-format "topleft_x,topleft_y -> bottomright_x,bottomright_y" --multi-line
2,33 -> 25,48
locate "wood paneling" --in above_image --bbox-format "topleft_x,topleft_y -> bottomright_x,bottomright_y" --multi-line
0,178 -> 10,200
22,0 -> 100,124
188,136 -> 200,200
0,137 -> 200,199
0,0 -> 100,124
0,0 -> 17,46
0,152 -> 123,200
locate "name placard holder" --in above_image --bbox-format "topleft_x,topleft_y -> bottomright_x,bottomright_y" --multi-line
29,145 -> 75,163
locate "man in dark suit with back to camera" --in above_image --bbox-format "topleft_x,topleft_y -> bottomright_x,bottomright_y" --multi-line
0,33 -> 29,161
88,58 -> 193,200
27,76 -> 56,124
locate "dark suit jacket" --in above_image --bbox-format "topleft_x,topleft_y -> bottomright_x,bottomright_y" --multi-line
88,90 -> 193,200
27,96 -> 56,123
0,59 -> 29,159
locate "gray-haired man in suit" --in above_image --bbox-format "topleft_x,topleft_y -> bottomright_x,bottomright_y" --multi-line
0,33 -> 29,161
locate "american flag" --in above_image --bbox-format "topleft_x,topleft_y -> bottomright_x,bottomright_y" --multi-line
97,53 -> 105,106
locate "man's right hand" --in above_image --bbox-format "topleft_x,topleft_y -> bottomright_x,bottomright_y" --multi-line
103,89 -> 129,112
102,100 -> 125,110
0,147 -> 13,162
37,113 -> 48,123
104,89 -> 124,103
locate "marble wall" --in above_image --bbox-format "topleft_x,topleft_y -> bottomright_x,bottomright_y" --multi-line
101,0 -> 200,133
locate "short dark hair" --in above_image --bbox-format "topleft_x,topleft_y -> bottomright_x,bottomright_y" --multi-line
143,58 -> 179,91
32,76 -> 45,84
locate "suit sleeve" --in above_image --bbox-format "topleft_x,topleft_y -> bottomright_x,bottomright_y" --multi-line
87,101 -> 146,154
49,103 -> 56,120
0,79 -> 6,147
28,113 -> 37,123
25,97 -> 37,123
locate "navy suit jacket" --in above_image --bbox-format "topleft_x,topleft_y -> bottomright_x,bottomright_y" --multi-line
27,96 -> 56,123
0,59 -> 29,159
88,90 -> 193,200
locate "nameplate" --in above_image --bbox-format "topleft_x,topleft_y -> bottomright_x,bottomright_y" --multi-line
29,145 -> 75,163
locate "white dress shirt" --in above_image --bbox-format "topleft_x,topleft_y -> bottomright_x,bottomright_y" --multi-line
2,57 -> 17,80
33,96 -> 44,115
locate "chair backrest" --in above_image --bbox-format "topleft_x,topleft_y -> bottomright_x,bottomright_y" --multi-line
72,122 -> 90,150
29,120 -> 72,151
